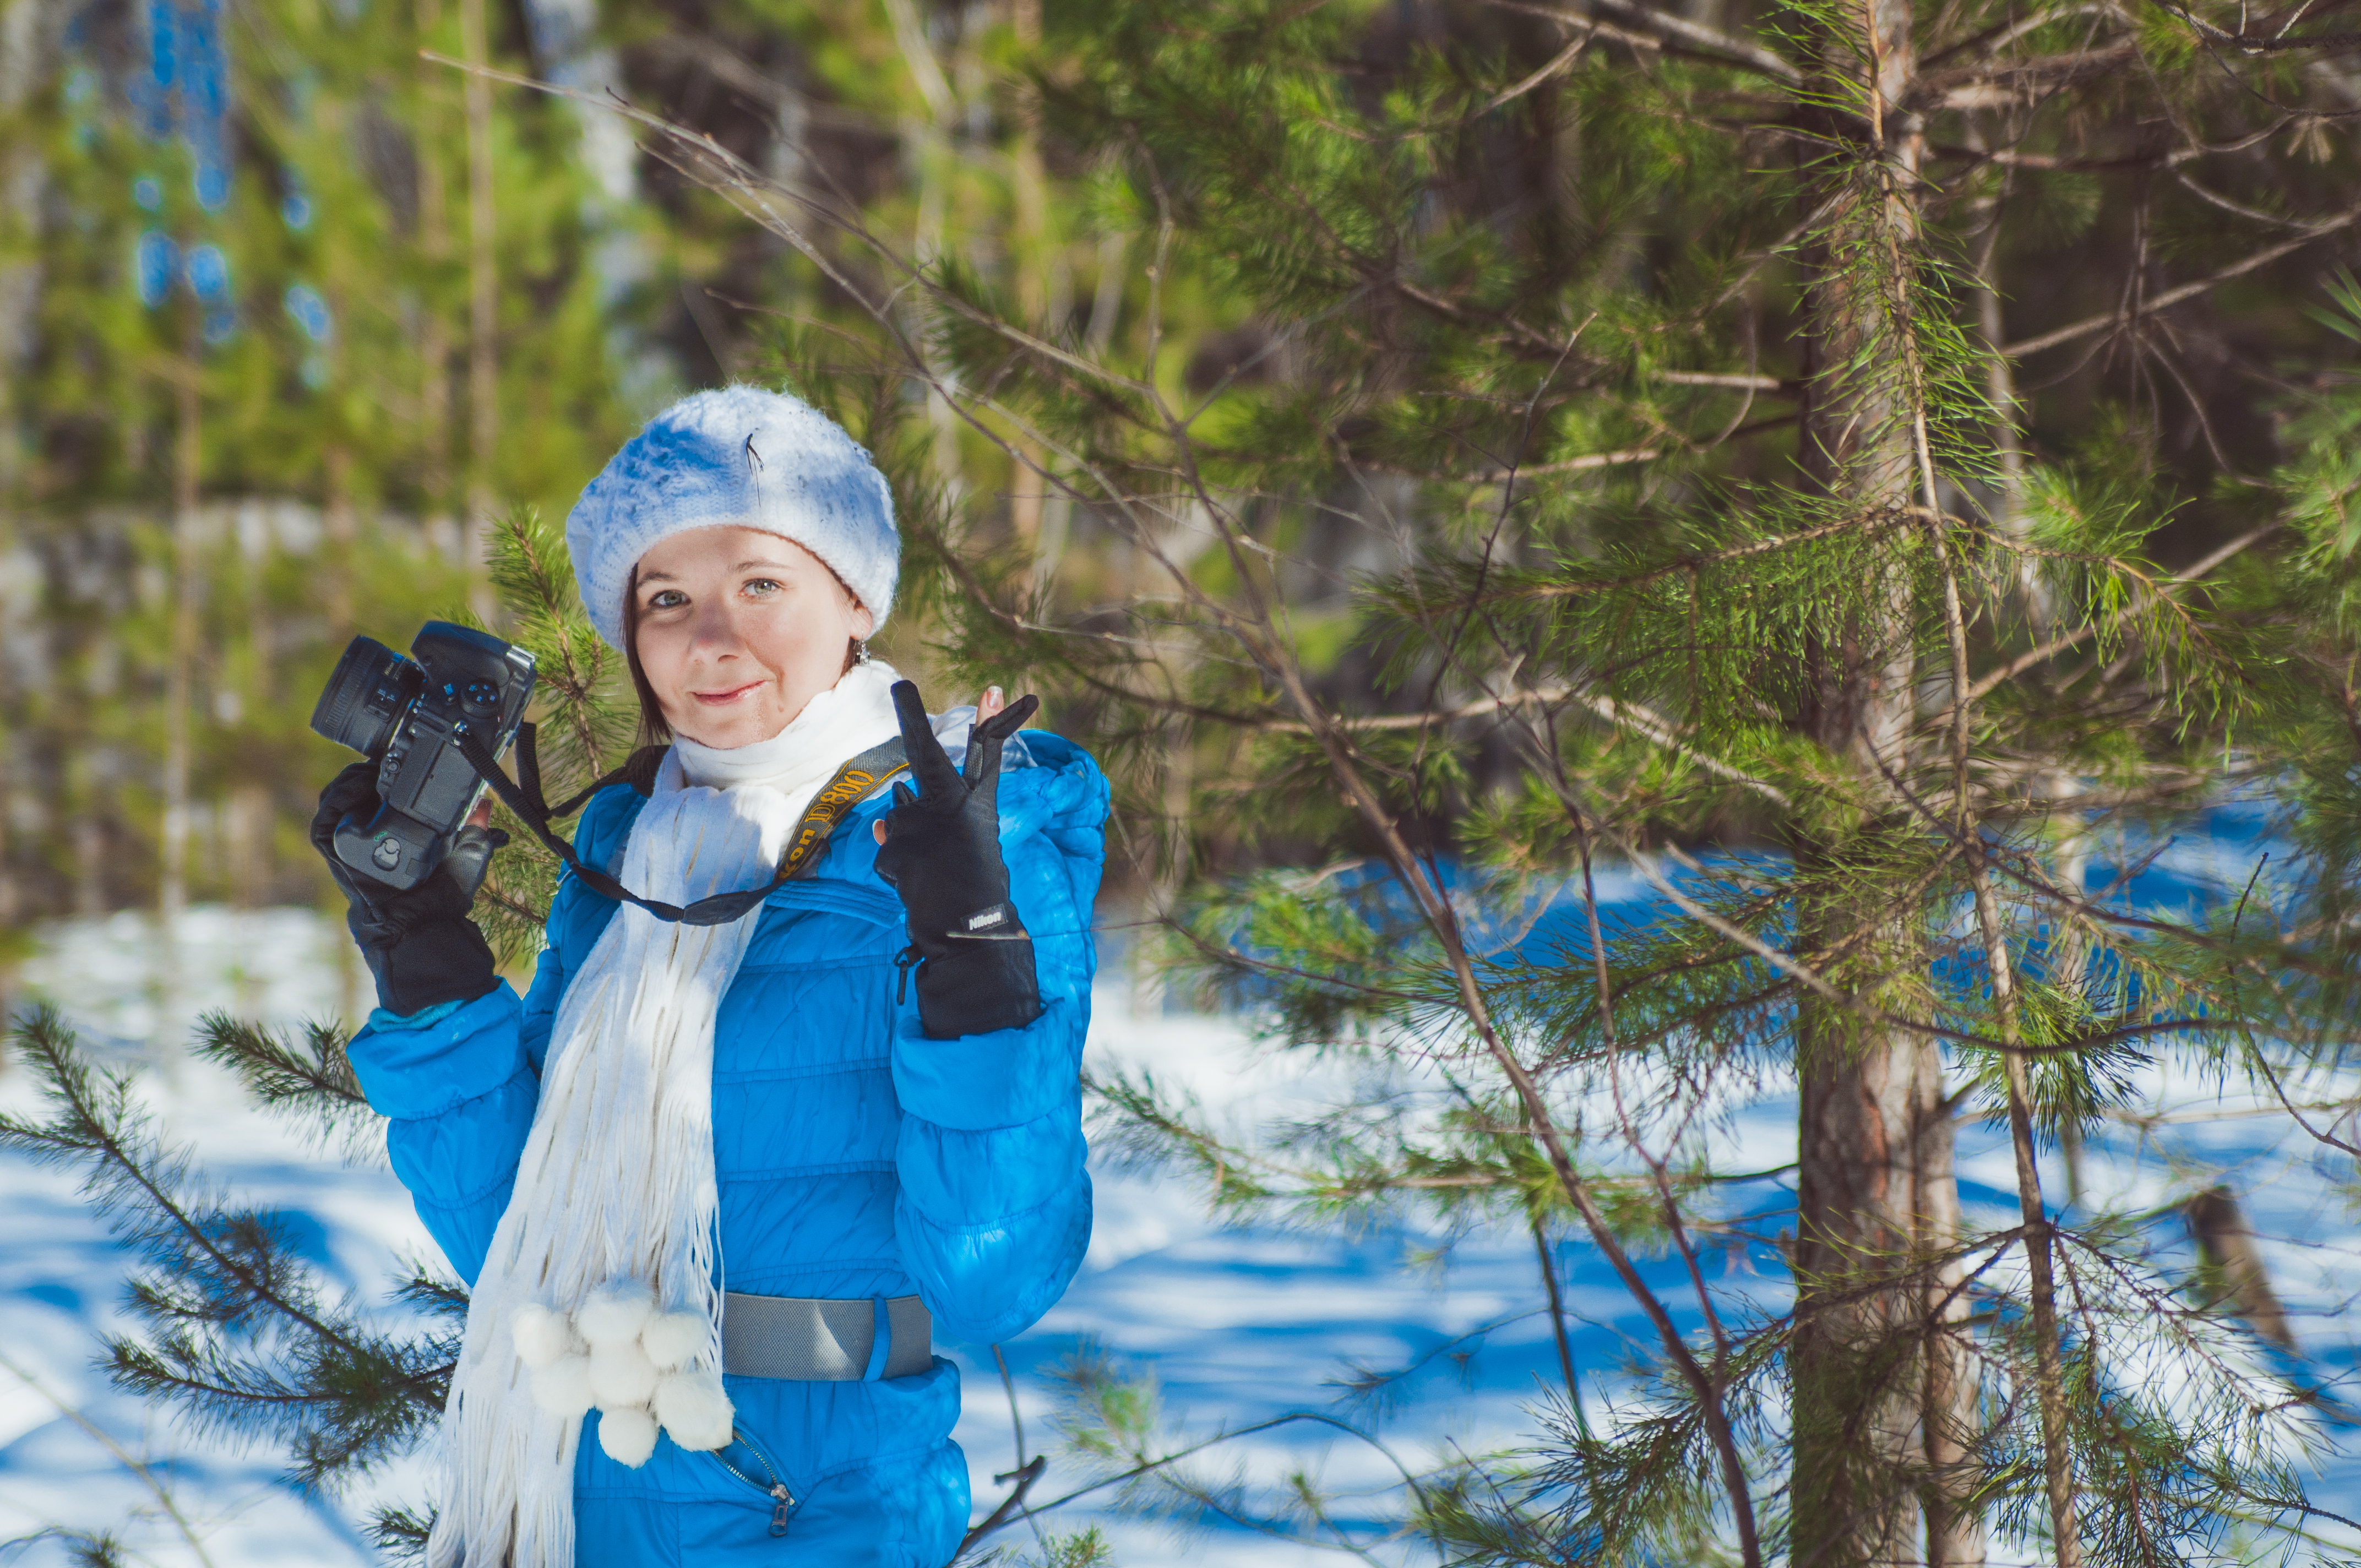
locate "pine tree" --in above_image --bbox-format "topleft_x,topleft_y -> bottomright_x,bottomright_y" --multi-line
0,1001 -> 458,1549
625,0 -> 2361,1558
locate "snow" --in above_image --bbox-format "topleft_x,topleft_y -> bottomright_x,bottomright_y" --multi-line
0,891 -> 2355,1564
0,915 -> 429,1564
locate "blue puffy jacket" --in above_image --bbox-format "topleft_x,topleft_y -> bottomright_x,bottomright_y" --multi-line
345,731 -> 1106,1566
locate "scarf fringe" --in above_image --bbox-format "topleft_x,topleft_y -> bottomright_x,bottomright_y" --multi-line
427,666 -> 904,1567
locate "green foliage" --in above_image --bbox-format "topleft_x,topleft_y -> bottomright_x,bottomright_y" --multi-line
466,507 -> 643,965
367,1504 -> 435,1562
0,0 -> 640,922
15,0 -> 2361,1555
192,1009 -> 378,1155
981,1526 -> 1118,1568
0,1008 -> 457,1495
670,0 -> 2361,1558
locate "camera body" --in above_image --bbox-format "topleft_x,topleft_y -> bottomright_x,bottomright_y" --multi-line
309,622 -> 536,890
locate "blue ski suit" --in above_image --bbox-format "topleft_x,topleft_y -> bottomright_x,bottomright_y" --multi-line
345,731 -> 1106,1566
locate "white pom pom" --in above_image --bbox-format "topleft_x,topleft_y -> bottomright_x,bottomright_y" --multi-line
529,1354 -> 594,1418
588,1339 -> 659,1409
639,1310 -> 709,1372
577,1280 -> 655,1347
653,1368 -> 735,1451
511,1303 -> 577,1370
596,1405 -> 660,1468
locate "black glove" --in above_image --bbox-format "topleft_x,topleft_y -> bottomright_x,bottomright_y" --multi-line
874,682 -> 1043,1039
311,761 -> 507,1017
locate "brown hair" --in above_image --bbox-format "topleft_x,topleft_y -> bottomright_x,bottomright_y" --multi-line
621,560 -> 864,750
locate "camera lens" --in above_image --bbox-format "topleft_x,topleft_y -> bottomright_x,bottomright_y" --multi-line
311,636 -> 422,757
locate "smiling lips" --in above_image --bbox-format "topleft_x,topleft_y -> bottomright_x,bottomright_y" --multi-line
693,678 -> 768,707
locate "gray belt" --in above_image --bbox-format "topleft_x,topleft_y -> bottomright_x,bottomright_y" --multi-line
720,1292 -> 933,1381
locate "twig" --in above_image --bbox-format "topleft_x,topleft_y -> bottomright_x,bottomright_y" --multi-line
1928,509 -> 2084,1565
1494,0 -> 1803,81
2005,210 -> 2361,357
1529,1206 -> 1591,1437
0,1348 -> 220,1568
1959,523 -> 2280,706
957,1454 -> 1046,1558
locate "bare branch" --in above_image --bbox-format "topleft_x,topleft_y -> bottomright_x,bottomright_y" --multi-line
2005,209 -> 2361,357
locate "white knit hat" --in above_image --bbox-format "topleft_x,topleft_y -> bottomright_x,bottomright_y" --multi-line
565,385 -> 900,651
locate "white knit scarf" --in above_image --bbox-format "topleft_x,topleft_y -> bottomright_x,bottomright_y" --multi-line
427,660 -> 904,1568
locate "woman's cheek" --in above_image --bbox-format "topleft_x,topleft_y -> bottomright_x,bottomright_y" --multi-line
753,608 -> 814,669
642,629 -> 691,705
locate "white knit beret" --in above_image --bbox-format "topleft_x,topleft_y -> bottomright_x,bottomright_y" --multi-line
565,385 -> 900,651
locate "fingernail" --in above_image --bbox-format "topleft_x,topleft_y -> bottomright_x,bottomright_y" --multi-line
987,686 -> 1003,705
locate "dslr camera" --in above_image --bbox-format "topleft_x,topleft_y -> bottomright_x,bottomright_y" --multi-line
309,622 -> 536,890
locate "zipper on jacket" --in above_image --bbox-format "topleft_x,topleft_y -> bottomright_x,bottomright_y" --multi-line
712,1426 -> 797,1538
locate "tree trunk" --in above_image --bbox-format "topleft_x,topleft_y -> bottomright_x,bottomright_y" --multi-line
160,336 -> 203,1048
2185,1185 -> 2296,1350
324,443 -> 356,637
230,510 -> 274,915
70,785 -> 102,918
1788,1 -> 1983,1562
417,0 -> 455,544
1007,0 -> 1049,559
884,0 -> 962,496
1792,1019 -> 1955,1565
462,0 -> 496,609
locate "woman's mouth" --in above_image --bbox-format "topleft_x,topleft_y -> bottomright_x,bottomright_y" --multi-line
692,679 -> 767,707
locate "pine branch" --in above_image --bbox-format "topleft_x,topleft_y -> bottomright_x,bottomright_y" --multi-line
369,1504 -> 436,1561
2158,0 -> 2361,52
485,505 -> 634,793
1959,524 -> 2282,706
1932,508 -> 2085,1560
189,1012 -> 371,1150
0,1009 -> 454,1492
1484,0 -> 1803,83
988,1363 -> 1448,1561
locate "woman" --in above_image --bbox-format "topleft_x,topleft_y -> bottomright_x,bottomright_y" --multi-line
313,386 -> 1104,1567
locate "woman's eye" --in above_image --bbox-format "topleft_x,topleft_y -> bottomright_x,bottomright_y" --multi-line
647,589 -> 686,610
743,578 -> 781,597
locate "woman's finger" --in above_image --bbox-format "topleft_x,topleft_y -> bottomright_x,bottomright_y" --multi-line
891,681 -> 962,795
977,685 -> 1005,721
974,693 -> 1039,740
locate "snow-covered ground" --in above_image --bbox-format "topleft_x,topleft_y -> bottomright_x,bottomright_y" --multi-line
0,887 -> 2355,1564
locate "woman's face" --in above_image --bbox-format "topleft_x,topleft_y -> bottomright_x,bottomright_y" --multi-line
630,526 -> 874,749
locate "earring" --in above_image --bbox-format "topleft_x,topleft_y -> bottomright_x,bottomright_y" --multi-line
856,640 -> 872,664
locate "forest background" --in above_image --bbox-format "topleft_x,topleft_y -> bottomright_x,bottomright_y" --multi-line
10,0 -> 2361,1561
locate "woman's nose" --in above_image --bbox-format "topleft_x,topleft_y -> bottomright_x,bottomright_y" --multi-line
688,598 -> 742,657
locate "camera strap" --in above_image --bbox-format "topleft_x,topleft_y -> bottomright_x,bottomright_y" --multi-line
455,721 -> 911,927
